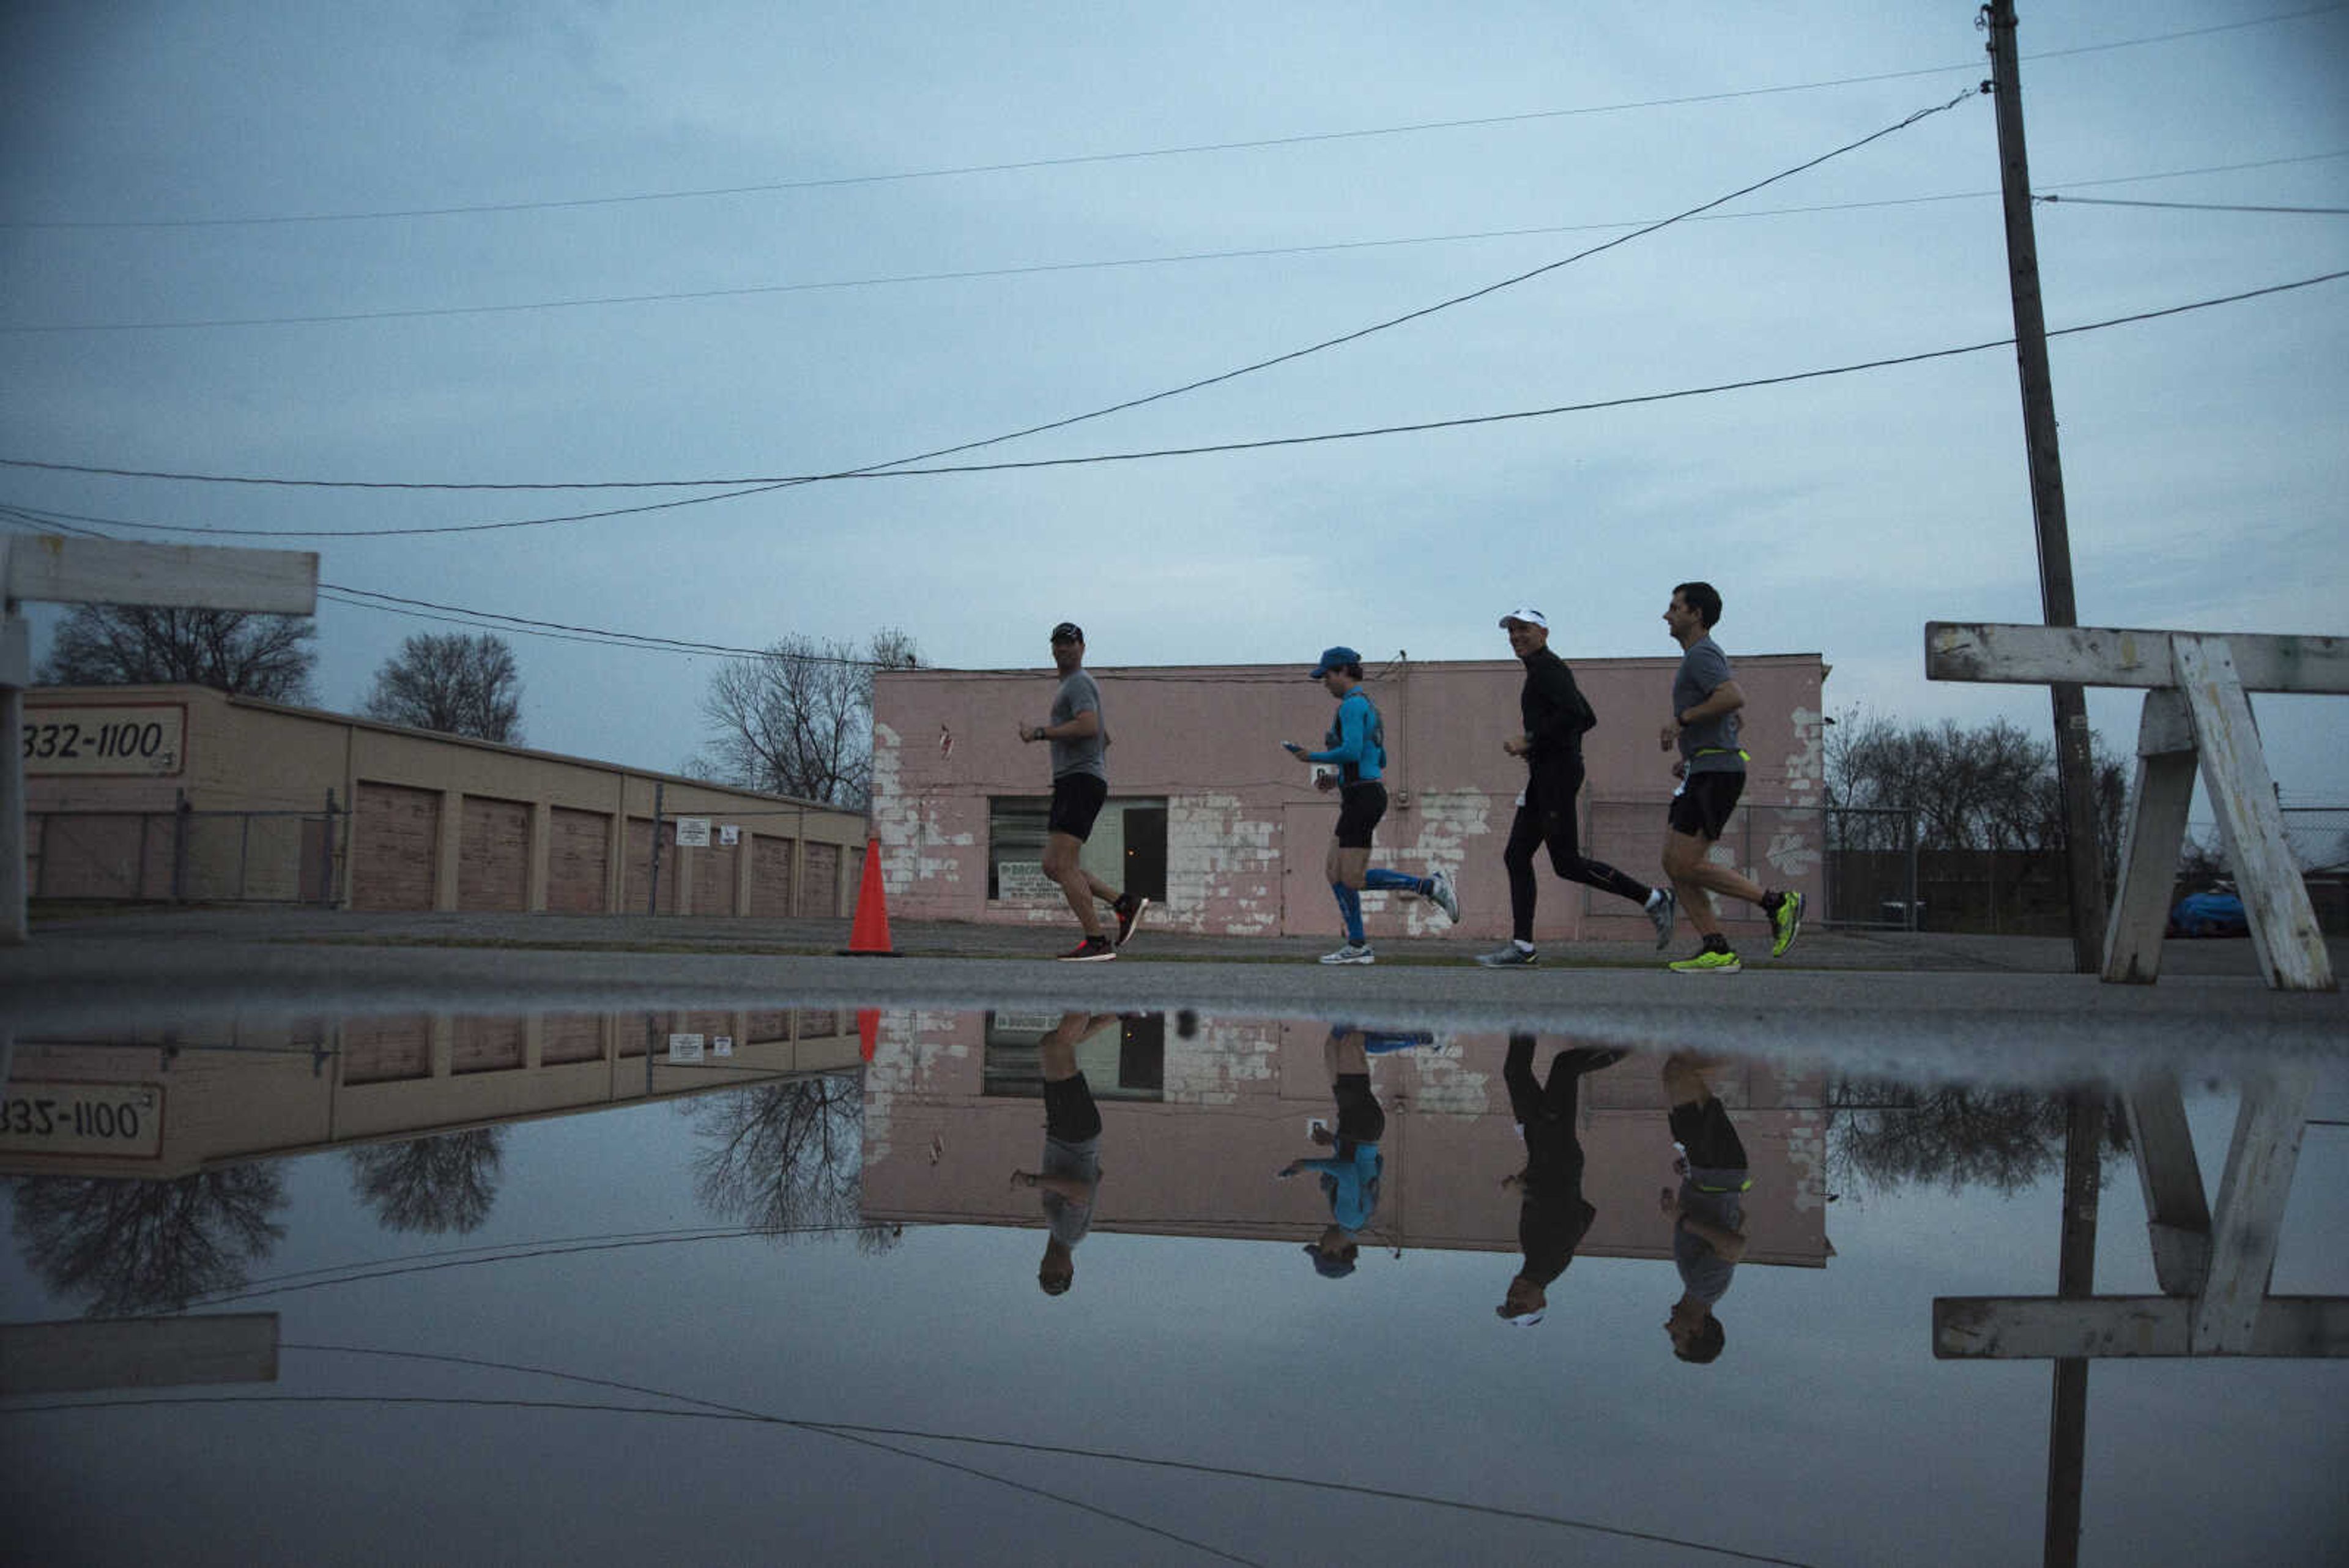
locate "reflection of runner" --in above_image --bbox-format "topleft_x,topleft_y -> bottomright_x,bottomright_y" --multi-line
1479,608 -> 1675,968
1278,1027 -> 1386,1277
1659,1052 -> 1750,1362
1283,646 -> 1459,967
1657,584 -> 1802,974
1017,622 -> 1146,962
1009,1011 -> 1118,1295
1496,1038 -> 1624,1325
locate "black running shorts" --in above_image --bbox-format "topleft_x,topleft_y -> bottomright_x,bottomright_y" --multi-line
1666,770 -> 1744,842
1048,773 -> 1108,841
1668,1095 -> 1749,1173
1334,781 -> 1388,849
1332,1072 -> 1386,1147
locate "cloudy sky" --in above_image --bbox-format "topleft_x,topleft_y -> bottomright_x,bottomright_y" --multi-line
3,2 -> 2344,802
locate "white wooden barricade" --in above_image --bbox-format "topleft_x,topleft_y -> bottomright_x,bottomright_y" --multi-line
1935,1067 -> 2345,1361
1,535 -> 319,945
1925,622 -> 2344,992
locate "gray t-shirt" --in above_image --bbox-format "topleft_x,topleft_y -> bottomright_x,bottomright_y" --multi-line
1041,1135 -> 1100,1247
1048,669 -> 1108,781
1674,1173 -> 1745,1304
1673,635 -> 1744,775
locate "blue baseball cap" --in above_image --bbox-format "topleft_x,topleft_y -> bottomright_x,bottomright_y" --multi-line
1309,645 -> 1361,678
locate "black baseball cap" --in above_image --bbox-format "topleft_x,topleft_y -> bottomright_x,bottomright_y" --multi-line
1050,622 -> 1084,644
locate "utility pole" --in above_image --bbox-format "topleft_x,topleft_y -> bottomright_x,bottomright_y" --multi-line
1985,0 -> 2108,976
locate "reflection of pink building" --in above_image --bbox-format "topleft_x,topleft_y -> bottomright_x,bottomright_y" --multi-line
861,1014 -> 1830,1269
870,654 -> 1824,941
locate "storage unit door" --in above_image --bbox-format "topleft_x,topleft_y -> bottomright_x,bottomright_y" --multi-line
748,838 -> 796,917
691,841 -> 740,916
352,784 -> 440,911
802,841 -> 841,916
458,796 -> 530,912
546,808 -> 611,913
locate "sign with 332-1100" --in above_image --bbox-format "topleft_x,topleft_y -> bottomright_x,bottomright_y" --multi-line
22,704 -> 185,776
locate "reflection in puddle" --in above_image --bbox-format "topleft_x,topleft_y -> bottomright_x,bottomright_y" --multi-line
2,1003 -> 2343,1564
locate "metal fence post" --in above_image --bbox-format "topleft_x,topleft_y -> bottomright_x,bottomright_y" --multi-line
172,791 -> 191,904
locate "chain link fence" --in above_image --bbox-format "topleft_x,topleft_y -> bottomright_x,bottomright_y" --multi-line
1586,801 -> 2349,936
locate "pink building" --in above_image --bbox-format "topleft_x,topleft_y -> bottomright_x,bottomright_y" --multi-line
860,1014 -> 1831,1270
871,651 -> 1825,942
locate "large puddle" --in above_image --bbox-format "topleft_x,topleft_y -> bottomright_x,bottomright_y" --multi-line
4,1002 -> 2344,1564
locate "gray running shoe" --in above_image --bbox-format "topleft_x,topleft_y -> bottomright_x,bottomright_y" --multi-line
1646,887 -> 1678,951
1475,943 -> 1537,968
1428,869 -> 1461,923
1319,943 -> 1375,965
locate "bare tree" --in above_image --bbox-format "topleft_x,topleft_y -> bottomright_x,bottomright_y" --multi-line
694,628 -> 917,808
360,632 -> 524,742
1825,1080 -> 2126,1198
681,1076 -> 897,1252
6,1166 -> 288,1316
347,1129 -> 505,1235
1827,709 -> 2128,877
38,605 -> 316,702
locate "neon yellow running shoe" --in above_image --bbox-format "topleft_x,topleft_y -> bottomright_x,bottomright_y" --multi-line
1669,948 -> 1742,974
1768,890 -> 1805,958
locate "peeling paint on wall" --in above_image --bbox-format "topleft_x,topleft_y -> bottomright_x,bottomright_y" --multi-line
1171,793 -> 1283,936
1162,1018 -> 1280,1106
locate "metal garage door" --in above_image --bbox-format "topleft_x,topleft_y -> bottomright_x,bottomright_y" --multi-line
546,808 -> 610,913
690,841 -> 739,916
803,841 -> 841,917
748,837 -> 795,917
352,783 -> 439,911
458,797 -> 530,912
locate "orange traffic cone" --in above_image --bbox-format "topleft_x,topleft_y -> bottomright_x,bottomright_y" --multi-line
858,1008 -> 880,1062
839,836 -> 900,956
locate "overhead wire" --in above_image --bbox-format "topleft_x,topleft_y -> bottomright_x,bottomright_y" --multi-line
2,3 -> 2333,232
4,1339 -> 1825,1565
6,266 -> 2342,671
0,86 -> 1983,492
12,150 -> 2345,336
2036,193 -> 2349,215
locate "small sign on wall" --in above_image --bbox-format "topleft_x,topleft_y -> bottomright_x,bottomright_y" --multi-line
712,1036 -> 734,1057
718,824 -> 740,846
996,860 -> 1057,899
674,817 -> 711,848
666,1033 -> 705,1063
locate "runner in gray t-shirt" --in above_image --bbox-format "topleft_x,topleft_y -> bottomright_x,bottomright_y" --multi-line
1658,1052 -> 1750,1364
1017,622 -> 1145,961
1657,581 -> 1804,974
1011,1011 -> 1118,1295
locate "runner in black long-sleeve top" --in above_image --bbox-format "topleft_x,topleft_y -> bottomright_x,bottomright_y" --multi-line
1478,606 -> 1676,967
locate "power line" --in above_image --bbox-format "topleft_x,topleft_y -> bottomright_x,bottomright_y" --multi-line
15,148 -> 2345,337
4,4 -> 2333,232
10,1339 -> 1826,1566
0,88 -> 1980,502
4,262 -> 2340,558
2037,193 -> 2349,215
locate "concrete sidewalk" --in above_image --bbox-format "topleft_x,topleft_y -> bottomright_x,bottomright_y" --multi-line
12,901 -> 2325,978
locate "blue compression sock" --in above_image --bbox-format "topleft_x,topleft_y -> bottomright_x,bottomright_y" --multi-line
1362,868 -> 1427,894
1332,884 -> 1366,945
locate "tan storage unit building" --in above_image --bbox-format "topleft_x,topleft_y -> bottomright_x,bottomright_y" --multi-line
24,685 -> 866,918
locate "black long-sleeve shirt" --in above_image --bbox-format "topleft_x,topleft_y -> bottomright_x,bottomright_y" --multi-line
1518,645 -> 1596,770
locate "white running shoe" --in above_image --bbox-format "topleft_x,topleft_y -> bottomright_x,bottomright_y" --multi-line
1319,943 -> 1375,965
1646,887 -> 1678,951
1428,869 -> 1461,923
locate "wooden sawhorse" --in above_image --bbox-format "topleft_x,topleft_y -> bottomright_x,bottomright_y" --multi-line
1926,622 -> 2343,992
